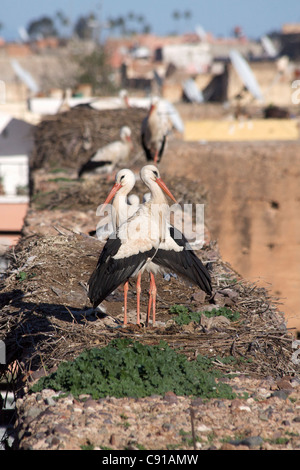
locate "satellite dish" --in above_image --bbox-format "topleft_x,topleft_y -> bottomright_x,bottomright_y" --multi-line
158,99 -> 184,134
18,26 -> 29,43
182,78 -> 204,104
229,49 -> 264,102
195,25 -> 207,41
261,36 -> 278,58
10,59 -> 40,94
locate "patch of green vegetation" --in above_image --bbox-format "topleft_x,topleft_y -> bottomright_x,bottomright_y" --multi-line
135,443 -> 146,450
215,355 -> 253,367
31,338 -> 236,400
221,432 -> 247,444
17,271 -> 36,282
119,413 -> 130,429
178,429 -> 203,447
48,177 -> 74,183
267,437 -> 290,446
80,442 -> 95,450
169,305 -> 201,325
170,305 -> 240,326
17,271 -> 27,282
49,168 -> 68,174
207,431 -> 217,444
285,431 -> 299,437
289,397 -> 297,403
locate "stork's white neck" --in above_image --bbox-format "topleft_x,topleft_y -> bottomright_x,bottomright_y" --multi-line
111,188 -> 133,229
145,179 -> 167,205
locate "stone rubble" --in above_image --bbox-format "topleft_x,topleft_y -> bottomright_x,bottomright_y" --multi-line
12,375 -> 300,451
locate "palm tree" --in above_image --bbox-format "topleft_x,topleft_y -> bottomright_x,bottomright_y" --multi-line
172,10 -> 181,21
184,10 -> 192,22
55,10 -> 70,38
127,12 -> 135,21
171,10 -> 181,35
183,10 -> 192,32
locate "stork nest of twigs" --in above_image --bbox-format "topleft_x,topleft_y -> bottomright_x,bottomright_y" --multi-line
0,231 -> 297,394
30,106 -> 147,171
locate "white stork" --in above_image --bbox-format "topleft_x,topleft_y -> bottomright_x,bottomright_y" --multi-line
94,168 -> 138,241
78,126 -> 133,178
90,165 -> 212,326
88,165 -> 177,326
141,97 -> 170,164
95,168 -> 143,322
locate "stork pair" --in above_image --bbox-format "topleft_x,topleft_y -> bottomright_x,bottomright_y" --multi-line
87,165 -> 212,326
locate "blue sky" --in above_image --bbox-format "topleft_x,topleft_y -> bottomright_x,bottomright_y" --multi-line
0,0 -> 299,41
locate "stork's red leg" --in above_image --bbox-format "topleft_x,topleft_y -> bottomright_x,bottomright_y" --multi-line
136,272 -> 142,326
123,281 -> 129,325
153,150 -> 158,164
146,276 -> 153,326
146,273 -> 156,326
151,273 -> 157,326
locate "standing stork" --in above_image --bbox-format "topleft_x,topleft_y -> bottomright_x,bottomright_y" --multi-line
78,126 -> 133,178
96,168 -> 143,321
92,165 -> 212,326
141,97 -> 169,164
87,165 -> 177,326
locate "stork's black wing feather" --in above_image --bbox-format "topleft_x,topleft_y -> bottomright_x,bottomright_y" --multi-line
140,126 -> 166,163
157,138 -> 166,162
153,226 -> 212,295
141,123 -> 153,161
78,160 -> 112,178
88,234 -> 156,308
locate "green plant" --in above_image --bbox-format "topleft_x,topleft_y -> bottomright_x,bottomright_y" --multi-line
267,437 -> 289,446
136,443 -> 146,450
31,338 -> 236,400
17,271 -> 36,282
80,442 -> 94,450
49,168 -> 68,174
179,428 -> 203,447
170,305 -> 240,326
170,305 -> 202,325
119,413 -> 130,428
48,177 -> 74,183
17,271 -> 27,282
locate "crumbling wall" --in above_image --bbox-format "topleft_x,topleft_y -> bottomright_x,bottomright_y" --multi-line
161,139 -> 300,332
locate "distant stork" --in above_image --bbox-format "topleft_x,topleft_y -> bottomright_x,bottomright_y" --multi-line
141,97 -> 170,164
78,126 -> 133,178
88,165 -> 177,326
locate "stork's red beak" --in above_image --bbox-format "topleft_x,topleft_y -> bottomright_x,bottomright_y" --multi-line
156,178 -> 177,203
98,182 -> 122,215
103,182 -> 122,205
